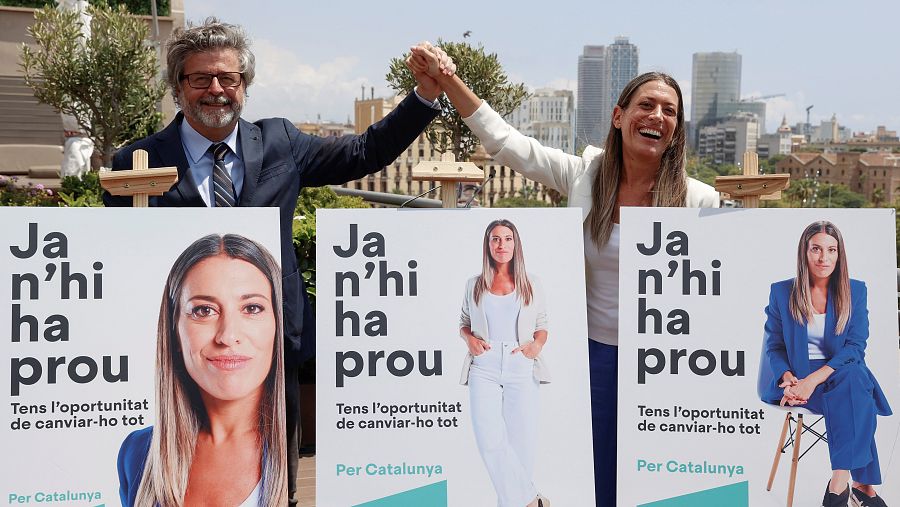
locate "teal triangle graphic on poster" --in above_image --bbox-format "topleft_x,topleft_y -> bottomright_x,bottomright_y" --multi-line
352,481 -> 447,507
637,481 -> 748,507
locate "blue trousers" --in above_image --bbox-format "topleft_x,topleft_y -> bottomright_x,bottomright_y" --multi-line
589,340 -> 617,507
769,359 -> 882,485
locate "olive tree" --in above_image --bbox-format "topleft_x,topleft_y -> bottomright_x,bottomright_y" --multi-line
386,41 -> 528,162
20,4 -> 166,168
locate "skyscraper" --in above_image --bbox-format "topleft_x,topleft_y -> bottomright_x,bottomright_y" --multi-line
576,45 -> 605,152
576,39 -> 639,152
601,37 -> 639,142
691,52 -> 742,144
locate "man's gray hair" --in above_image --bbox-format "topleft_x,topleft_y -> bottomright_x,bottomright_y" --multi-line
165,17 -> 255,101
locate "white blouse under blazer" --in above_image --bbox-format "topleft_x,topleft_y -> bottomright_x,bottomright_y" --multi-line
458,274 -> 550,385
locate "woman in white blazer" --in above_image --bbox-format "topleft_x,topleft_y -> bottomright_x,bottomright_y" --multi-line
459,219 -> 550,507
410,43 -> 719,507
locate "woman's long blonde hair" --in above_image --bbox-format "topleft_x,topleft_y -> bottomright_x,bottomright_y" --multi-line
474,219 -> 533,306
789,221 -> 851,335
136,234 -> 288,506
588,71 -> 688,247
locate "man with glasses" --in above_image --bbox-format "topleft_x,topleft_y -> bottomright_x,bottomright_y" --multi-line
103,18 -> 453,505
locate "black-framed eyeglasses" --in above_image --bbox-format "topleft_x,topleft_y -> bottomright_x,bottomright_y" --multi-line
181,72 -> 243,89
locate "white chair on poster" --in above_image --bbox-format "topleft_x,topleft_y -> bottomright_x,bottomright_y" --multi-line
757,334 -> 828,507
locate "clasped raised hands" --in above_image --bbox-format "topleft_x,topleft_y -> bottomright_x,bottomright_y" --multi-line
406,41 -> 456,100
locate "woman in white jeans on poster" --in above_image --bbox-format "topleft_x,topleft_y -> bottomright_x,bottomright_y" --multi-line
459,219 -> 551,507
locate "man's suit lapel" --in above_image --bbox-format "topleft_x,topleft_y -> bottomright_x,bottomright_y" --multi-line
154,113 -> 205,206
238,119 -> 263,206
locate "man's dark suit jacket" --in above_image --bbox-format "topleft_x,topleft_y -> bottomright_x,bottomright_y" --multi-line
103,93 -> 438,365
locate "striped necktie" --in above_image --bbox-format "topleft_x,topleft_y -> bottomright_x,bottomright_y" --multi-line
210,142 -> 236,207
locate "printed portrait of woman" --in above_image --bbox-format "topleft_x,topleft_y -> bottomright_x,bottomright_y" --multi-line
117,234 -> 287,506
760,221 -> 892,507
458,219 -> 551,507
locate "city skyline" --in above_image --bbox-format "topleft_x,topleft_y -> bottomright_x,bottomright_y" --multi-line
185,0 -> 899,134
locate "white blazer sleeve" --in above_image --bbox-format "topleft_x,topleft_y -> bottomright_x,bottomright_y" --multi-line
463,101 -> 587,196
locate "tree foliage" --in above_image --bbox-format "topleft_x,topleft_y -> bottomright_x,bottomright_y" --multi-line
758,154 -> 784,174
386,41 -> 528,162
20,4 -> 166,168
685,156 -> 740,187
780,178 -> 866,208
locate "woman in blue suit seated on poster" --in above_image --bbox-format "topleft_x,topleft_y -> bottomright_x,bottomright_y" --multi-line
459,219 -> 551,507
117,234 -> 287,506
761,221 -> 892,507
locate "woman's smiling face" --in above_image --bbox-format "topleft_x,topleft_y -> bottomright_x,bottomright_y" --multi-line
613,80 -> 679,164
177,254 -> 275,404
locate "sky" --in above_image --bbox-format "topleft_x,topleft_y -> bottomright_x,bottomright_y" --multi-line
185,0 -> 899,134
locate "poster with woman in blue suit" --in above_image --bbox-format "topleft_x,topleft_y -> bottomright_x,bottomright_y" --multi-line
618,208 -> 899,507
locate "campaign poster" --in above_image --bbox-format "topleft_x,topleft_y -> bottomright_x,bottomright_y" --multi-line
316,208 -> 596,506
618,208 -> 899,507
1,207 -> 284,506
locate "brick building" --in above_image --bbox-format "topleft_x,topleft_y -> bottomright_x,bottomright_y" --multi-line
775,151 -> 900,203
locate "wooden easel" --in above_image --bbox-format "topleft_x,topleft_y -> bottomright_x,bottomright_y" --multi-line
717,151 -> 795,505
411,152 -> 484,208
98,149 -> 178,207
714,151 -> 790,208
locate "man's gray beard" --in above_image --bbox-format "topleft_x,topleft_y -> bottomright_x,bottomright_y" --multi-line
180,95 -> 243,129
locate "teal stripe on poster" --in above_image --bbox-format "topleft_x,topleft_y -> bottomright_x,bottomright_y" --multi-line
352,481 -> 448,507
638,481 -> 748,507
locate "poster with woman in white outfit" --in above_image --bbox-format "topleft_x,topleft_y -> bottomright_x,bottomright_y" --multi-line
458,219 -> 551,507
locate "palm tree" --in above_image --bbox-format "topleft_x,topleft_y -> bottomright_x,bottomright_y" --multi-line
784,178 -> 817,207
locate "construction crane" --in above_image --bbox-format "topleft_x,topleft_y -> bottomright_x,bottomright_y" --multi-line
806,105 -> 814,142
739,93 -> 785,102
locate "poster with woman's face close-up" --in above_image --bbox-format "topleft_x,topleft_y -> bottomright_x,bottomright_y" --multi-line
0,207 -> 284,506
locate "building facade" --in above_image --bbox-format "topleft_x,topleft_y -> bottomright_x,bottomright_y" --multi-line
339,94 -> 551,207
294,120 -> 354,138
719,100 -> 766,135
775,151 -> 900,203
507,88 -> 576,154
690,52 -> 742,145
697,112 -> 759,166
